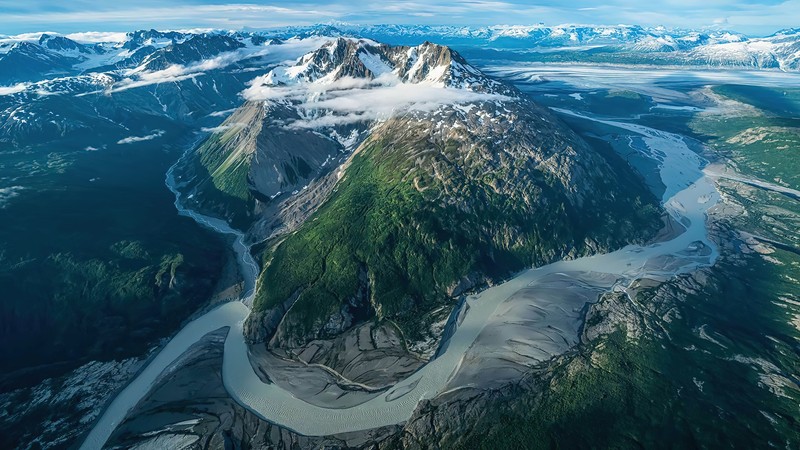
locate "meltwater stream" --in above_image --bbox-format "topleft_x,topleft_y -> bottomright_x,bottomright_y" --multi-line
81,112 -> 721,448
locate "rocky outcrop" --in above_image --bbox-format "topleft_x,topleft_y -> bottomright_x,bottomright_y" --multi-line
242,288 -> 302,344
183,99 -> 353,227
104,327 -> 404,450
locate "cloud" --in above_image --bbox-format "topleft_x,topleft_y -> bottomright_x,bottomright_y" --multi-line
109,36 -> 331,94
0,3 -> 344,33
208,108 -> 237,117
0,186 -> 24,209
111,50 -> 258,93
65,31 -> 128,43
0,83 -> 28,96
3,31 -> 57,40
117,129 -> 165,144
245,71 -> 509,129
286,112 -> 374,129
201,123 -> 244,133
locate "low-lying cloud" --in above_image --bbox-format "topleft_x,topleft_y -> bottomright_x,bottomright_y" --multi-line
201,123 -> 244,133
65,31 -> 129,43
208,108 -> 237,117
111,37 -> 332,94
117,129 -> 165,144
244,73 -> 509,129
112,52 -> 247,93
0,83 -> 28,96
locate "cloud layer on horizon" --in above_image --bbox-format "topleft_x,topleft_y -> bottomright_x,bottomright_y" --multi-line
1,1 -> 798,36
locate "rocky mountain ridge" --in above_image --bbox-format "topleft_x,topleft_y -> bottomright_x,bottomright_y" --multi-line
180,37 -> 511,228
267,24 -> 800,70
2,23 -> 800,90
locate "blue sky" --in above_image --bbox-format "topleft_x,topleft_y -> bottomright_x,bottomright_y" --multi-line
0,0 -> 797,36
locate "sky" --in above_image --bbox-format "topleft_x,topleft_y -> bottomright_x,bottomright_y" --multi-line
0,0 -> 797,36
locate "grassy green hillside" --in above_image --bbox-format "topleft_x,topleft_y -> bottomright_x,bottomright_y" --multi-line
693,85 -> 800,193
189,127 -> 257,228
455,251 -> 800,449
253,115 -> 661,346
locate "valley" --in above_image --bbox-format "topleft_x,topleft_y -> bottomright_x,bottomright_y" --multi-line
0,25 -> 798,450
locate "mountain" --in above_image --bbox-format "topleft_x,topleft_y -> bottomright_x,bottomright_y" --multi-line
122,29 -> 187,50
307,23 -> 746,50
38,34 -> 93,54
4,24 -> 797,450
1,24 -> 799,89
686,28 -> 800,69
0,41 -> 80,84
180,37 -> 509,226
181,37 -> 662,375
91,33 -> 247,73
269,24 -> 800,70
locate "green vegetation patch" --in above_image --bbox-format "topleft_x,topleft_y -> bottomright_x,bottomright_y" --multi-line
691,86 -> 800,192
190,130 -> 256,227
254,124 -> 662,345
0,125 -> 226,390
454,245 -> 800,449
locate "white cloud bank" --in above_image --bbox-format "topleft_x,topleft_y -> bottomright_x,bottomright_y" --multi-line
109,36 -> 331,94
244,72 -> 509,129
65,31 -> 129,43
117,130 -> 165,144
0,83 -> 28,96
111,52 -> 247,93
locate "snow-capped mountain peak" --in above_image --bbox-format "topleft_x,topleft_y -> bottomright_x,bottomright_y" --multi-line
253,38 -> 500,93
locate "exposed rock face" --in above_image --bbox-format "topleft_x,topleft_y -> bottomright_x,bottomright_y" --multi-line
0,357 -> 144,450
38,34 -> 91,54
245,320 -> 427,409
104,327 -> 403,450
186,108 -> 379,232
265,37 -> 499,89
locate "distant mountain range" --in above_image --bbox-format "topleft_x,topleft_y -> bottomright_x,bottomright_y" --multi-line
1,24 -> 800,88
2,23 -> 798,156
307,24 -> 800,70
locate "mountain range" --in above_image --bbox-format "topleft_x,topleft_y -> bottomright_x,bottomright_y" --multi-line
1,21 -> 798,450
2,23 -> 800,90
